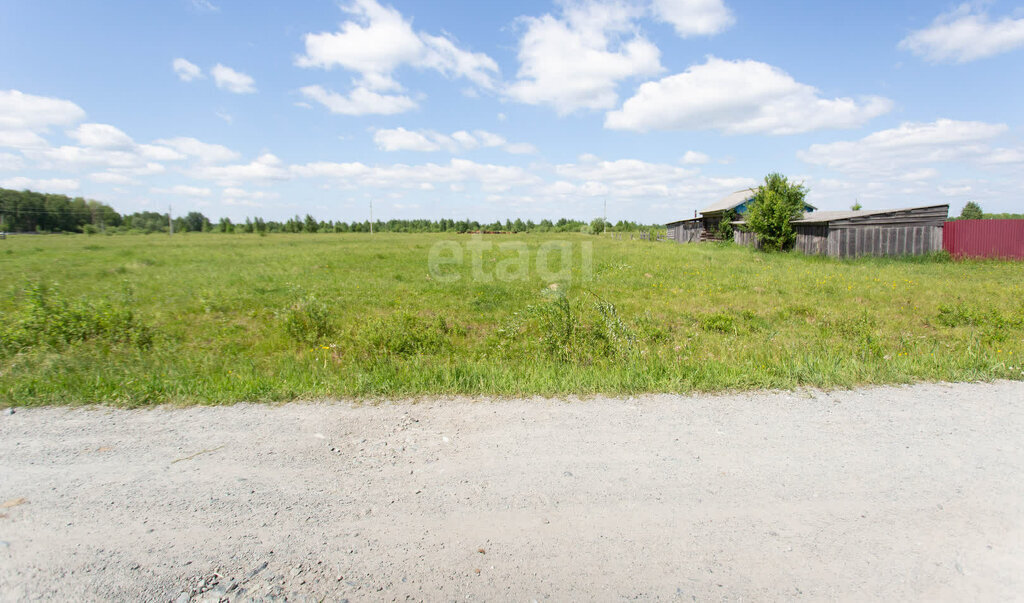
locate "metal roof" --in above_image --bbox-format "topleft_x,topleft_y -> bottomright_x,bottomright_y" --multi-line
732,204 -> 949,225
699,189 -> 757,214
791,205 -> 947,224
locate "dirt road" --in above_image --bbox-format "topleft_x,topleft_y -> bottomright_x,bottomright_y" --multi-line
2,382 -> 1022,601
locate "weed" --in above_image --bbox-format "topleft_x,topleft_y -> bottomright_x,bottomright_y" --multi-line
699,313 -> 735,334
0,281 -> 153,355
363,312 -> 456,358
282,296 -> 334,344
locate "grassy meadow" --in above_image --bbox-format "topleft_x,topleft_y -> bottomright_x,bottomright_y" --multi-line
1,232 -> 1023,406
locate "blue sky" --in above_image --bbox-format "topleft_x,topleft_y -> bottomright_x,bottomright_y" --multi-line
2,0 -> 1023,223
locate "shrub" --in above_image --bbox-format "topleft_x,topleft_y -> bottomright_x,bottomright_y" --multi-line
364,312 -> 455,358
699,312 -> 735,333
746,173 -> 808,252
282,296 -> 334,344
496,292 -> 638,362
0,282 -> 154,354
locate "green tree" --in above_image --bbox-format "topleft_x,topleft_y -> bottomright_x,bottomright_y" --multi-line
851,201 -> 863,211
745,173 -> 808,252
182,211 -> 209,232
960,201 -> 983,220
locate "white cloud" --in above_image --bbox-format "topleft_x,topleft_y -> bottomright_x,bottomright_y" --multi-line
295,0 -> 498,110
172,58 -> 203,81
154,137 -> 240,163
223,187 -> 279,200
0,90 -> 85,149
374,127 -> 444,152
899,5 -> 1024,63
1,176 -> 79,193
189,153 -> 289,185
0,152 -> 24,171
504,142 -> 538,154
980,148 -> 1024,165
293,157 -> 538,192
211,64 -> 256,94
190,0 -> 219,12
152,185 -> 211,197
938,184 -> 972,196
797,119 -> 1009,173
89,172 -> 134,184
651,0 -> 734,37
0,90 -> 86,132
299,84 -> 416,116
605,57 -> 892,134
0,130 -> 48,149
67,123 -> 135,148
373,127 -> 535,154
506,2 -> 662,114
681,150 -> 710,164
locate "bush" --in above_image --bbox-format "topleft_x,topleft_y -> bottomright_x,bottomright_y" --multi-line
496,292 -> 638,362
282,296 -> 334,344
363,312 -> 455,358
746,173 -> 807,252
0,282 -> 153,354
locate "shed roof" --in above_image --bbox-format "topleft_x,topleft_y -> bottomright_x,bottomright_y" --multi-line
700,187 -> 818,215
791,204 -> 948,224
732,204 -> 949,226
700,189 -> 757,214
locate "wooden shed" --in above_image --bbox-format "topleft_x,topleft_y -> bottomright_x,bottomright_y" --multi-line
733,204 -> 949,258
667,188 -> 815,243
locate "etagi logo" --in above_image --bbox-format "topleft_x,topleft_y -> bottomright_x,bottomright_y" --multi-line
427,235 -> 593,283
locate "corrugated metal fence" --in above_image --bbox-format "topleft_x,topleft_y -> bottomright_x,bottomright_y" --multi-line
943,220 -> 1024,259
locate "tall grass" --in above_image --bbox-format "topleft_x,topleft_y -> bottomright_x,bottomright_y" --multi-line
0,232 -> 1022,406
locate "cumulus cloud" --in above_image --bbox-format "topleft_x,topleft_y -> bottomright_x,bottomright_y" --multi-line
89,172 -> 134,184
374,128 -> 444,152
151,185 -> 212,197
0,176 -> 79,192
189,153 -> 289,185
211,64 -> 256,94
0,152 -> 24,171
372,127 -> 535,154
651,0 -> 734,37
505,1 -> 662,114
299,84 -> 416,116
899,5 -> 1024,63
67,123 -> 135,148
797,119 -> 1009,173
172,58 -> 203,81
681,150 -> 710,164
605,57 -> 892,134
292,157 -> 538,192
296,0 -> 497,114
0,90 -> 86,150
153,137 -> 240,163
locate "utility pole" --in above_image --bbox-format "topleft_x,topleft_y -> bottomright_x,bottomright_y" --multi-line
369,200 -> 373,235
603,199 -> 607,234
168,204 -> 173,236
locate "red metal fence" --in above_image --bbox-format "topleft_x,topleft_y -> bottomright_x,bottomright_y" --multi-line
943,220 -> 1024,259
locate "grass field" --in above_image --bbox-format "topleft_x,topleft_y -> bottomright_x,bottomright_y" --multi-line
2,232 -> 1023,406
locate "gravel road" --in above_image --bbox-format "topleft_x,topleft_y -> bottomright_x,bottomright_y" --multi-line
1,381 -> 1022,601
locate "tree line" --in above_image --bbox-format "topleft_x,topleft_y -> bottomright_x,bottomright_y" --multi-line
0,188 -> 658,235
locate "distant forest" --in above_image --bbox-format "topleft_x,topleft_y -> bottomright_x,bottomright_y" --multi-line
0,187 -> 659,235
3,187 -> 1020,235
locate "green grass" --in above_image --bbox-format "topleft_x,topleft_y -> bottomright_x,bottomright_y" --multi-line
1,232 -> 1022,406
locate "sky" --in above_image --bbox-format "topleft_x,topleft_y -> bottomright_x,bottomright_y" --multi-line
1,0 -> 1023,224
